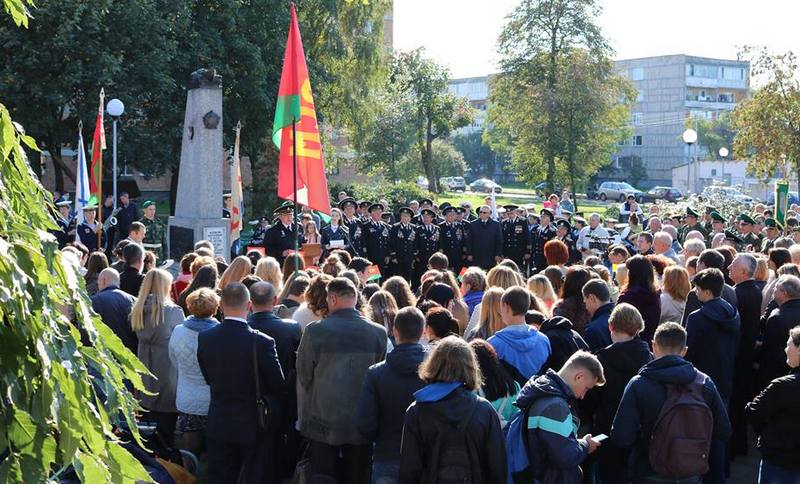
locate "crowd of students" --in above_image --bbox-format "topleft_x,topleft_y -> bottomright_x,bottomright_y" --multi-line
53,195 -> 800,484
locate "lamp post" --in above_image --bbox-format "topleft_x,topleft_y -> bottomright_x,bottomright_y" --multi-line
719,147 -> 729,185
683,128 -> 698,193
106,99 -> 124,210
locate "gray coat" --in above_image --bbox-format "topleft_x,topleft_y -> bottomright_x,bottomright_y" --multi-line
135,298 -> 184,412
297,307 -> 387,445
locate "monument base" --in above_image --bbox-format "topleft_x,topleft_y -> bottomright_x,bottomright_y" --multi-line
169,216 -> 231,261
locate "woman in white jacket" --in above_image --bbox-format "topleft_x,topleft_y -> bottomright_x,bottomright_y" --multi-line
659,265 -> 690,324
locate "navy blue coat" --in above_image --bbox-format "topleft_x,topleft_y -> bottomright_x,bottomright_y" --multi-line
685,297 -> 741,402
91,285 -> 138,354
355,343 -> 427,461
467,219 -> 502,270
583,303 -> 614,352
610,355 -> 731,480
197,318 -> 285,445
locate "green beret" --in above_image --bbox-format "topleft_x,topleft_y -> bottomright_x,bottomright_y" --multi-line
142,200 -> 155,209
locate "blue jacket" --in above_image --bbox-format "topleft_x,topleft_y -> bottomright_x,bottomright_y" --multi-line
610,355 -> 731,479
90,285 -> 138,354
685,297 -> 740,402
516,369 -> 588,484
355,343 -> 427,461
488,324 -> 551,382
583,303 -> 614,352
197,319 -> 285,445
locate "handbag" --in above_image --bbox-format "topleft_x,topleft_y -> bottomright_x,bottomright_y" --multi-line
252,334 -> 273,431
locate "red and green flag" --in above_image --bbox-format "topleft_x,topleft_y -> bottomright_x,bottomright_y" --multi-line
272,2 -> 331,215
89,89 -> 106,202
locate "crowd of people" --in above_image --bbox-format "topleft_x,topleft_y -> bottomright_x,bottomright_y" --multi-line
51,188 -> 800,484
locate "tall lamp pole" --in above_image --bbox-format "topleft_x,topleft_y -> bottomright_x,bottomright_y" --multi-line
106,99 -> 125,209
719,147 -> 729,185
683,128 -> 698,193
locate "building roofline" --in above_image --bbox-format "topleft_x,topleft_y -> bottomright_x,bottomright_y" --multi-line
615,53 -> 748,65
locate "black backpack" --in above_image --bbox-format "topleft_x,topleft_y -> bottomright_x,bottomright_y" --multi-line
648,372 -> 714,478
421,400 -> 479,484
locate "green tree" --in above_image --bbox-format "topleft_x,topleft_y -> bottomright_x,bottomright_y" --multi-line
1,1 -> 150,481
453,130 -> 506,178
392,49 -> 473,192
732,48 -> 800,184
617,155 -> 647,186
491,0 -> 614,192
685,112 -> 735,161
397,139 -> 467,179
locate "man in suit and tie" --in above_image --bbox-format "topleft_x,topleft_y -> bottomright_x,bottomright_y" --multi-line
467,205 -> 503,270
198,283 -> 285,484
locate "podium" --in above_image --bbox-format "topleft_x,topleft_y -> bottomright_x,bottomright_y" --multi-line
301,243 -> 322,268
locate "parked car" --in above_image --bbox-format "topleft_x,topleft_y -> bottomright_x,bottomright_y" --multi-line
701,186 -> 754,205
469,178 -> 503,193
440,176 -> 467,192
416,176 -> 429,190
638,186 -> 684,203
595,181 -> 643,202
766,191 -> 800,206
534,182 -> 564,196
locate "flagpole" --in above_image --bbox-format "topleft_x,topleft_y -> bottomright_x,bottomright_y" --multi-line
292,118 -> 299,276
97,89 -> 105,252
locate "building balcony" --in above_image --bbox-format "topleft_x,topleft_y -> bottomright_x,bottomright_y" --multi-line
685,76 -> 747,89
684,99 -> 736,110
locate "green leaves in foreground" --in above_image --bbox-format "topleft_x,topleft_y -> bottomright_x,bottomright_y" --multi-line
0,103 -> 152,482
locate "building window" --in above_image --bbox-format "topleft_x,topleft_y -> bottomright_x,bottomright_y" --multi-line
687,64 -> 718,78
721,67 -> 744,80
630,67 -> 644,81
711,169 -> 717,176
632,112 -> 643,125
718,92 -> 734,103
632,135 -> 642,146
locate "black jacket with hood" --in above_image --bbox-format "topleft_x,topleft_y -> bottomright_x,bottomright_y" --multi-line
538,316 -> 589,374
685,297 -> 741,402
399,383 -> 506,484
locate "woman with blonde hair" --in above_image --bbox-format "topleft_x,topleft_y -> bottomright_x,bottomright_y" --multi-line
382,276 -> 417,309
131,268 -> 184,447
218,255 -> 252,290
486,265 -> 521,289
254,256 -> 283,294
367,290 -> 399,344
465,287 -> 505,341
399,336 -> 505,483
527,274 -> 557,316
660,265 -> 691,324
292,273 -> 333,329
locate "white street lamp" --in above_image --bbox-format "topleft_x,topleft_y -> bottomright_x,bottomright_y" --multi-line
719,147 -> 729,185
683,128 -> 698,193
106,99 -> 125,209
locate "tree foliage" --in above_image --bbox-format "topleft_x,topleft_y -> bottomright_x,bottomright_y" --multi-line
685,112 -> 735,161
396,139 -> 467,179
732,48 -> 800,183
486,0 -> 632,193
453,130 -> 506,179
1,3 -> 151,480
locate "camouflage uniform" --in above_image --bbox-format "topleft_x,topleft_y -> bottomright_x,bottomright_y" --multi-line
140,216 -> 167,261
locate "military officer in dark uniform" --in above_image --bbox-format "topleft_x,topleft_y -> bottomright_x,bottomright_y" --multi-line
77,205 -> 105,253
414,208 -> 442,284
250,216 -> 270,247
362,203 -> 391,276
52,200 -> 74,248
709,211 -> 726,238
413,199 -> 441,225
555,219 -> 580,264
530,208 -> 557,274
439,205 -> 467,274
339,198 -> 365,257
761,218 -> 782,253
679,207 -> 707,243
388,207 -> 418,283
357,200 -> 370,221
737,213 -> 761,250
467,205 -> 503,271
264,202 -> 304,266
501,204 -> 529,270
222,192 -> 232,218
320,207 -> 353,259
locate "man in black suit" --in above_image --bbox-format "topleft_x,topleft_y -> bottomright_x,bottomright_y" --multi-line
467,205 -> 503,270
198,283 -> 285,484
727,252 -> 763,457
118,243 -> 145,297
248,282 -> 302,481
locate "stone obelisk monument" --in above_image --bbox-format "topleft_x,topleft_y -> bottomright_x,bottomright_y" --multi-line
169,68 -> 231,260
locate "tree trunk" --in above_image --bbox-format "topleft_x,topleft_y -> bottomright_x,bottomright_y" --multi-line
422,117 -> 438,193
169,162 -> 180,216
29,150 -> 42,180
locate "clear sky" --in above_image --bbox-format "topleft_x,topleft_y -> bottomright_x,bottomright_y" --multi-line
394,0 -> 800,79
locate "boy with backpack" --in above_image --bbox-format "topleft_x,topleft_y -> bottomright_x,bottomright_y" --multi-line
610,322 -> 731,483
506,351 -> 605,483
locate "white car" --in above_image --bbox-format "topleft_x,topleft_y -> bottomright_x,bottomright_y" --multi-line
701,186 -> 753,205
416,176 -> 429,190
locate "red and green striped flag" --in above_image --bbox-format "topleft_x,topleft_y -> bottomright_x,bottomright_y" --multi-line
89,89 -> 106,202
272,2 -> 331,215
